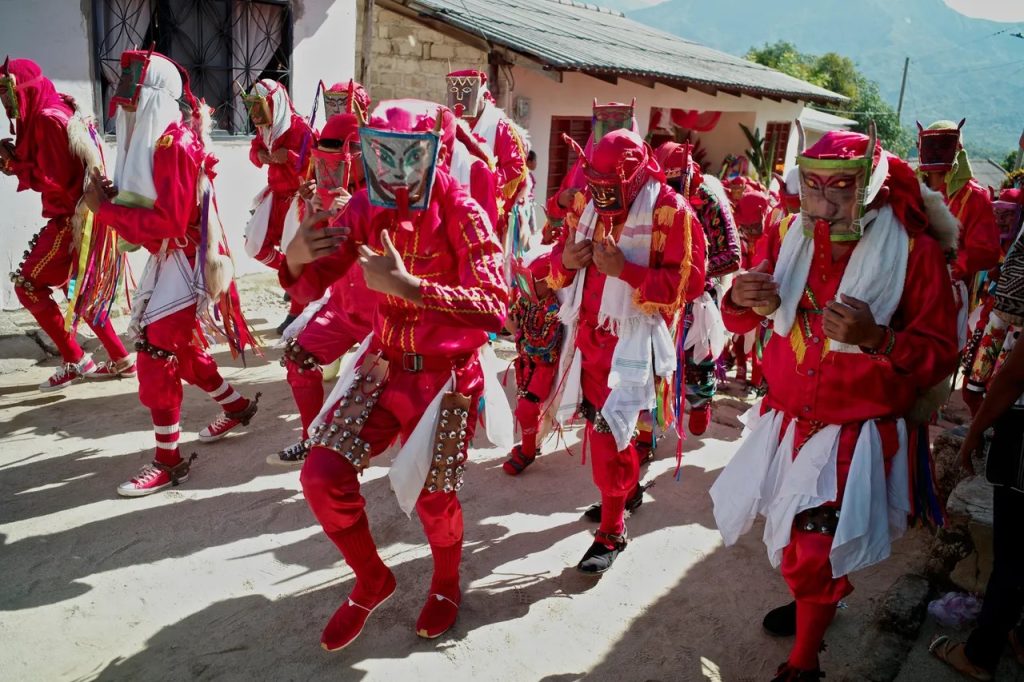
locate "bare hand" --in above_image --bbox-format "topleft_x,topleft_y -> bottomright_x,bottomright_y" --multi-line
358,230 -> 422,302
269,148 -> 289,164
298,179 -> 316,202
256,148 -> 271,165
958,430 -> 982,476
592,236 -> 625,278
823,294 -> 884,347
729,261 -> 779,309
83,168 -> 114,213
561,229 -> 593,270
558,187 -> 580,209
329,189 -> 352,214
0,138 -> 15,174
285,210 -> 348,271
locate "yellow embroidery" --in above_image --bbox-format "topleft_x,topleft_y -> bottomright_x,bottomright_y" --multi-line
156,134 -> 174,149
654,205 -> 678,228
572,191 -> 587,213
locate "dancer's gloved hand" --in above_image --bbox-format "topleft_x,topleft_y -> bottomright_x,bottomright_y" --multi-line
359,229 -> 422,304
0,137 -> 15,174
285,209 -> 348,277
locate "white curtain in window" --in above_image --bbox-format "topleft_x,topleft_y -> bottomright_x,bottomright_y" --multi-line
97,0 -> 154,85
231,2 -> 285,132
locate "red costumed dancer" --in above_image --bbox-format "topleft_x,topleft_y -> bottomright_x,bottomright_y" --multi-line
274,105 -> 375,464
1,57 -> 132,390
446,69 -> 526,240
502,253 -> 563,475
731,185 -> 771,389
548,129 -> 706,573
85,51 -> 260,497
281,99 -> 507,649
710,130 -> 959,681
243,79 -> 316,331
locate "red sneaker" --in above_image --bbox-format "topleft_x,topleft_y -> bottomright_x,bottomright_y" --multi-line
198,393 -> 261,443
689,405 -> 711,435
88,357 -> 137,380
38,358 -> 96,392
321,570 -> 397,651
116,456 -> 194,498
416,589 -> 461,639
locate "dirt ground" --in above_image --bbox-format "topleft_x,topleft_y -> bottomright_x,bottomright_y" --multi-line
1,274 -> 1020,682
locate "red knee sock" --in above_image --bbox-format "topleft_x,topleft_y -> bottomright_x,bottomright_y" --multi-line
208,380 -> 249,414
89,317 -> 129,362
326,513 -> 390,603
788,600 -> 837,670
428,542 -> 462,599
25,301 -> 84,363
152,407 -> 182,467
598,493 -> 627,539
288,364 -> 325,439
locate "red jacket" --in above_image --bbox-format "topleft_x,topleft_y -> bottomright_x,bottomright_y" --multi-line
11,103 -> 84,220
280,172 -> 508,358
947,179 -> 1000,282
249,114 -> 315,196
97,121 -> 207,254
722,224 -> 959,424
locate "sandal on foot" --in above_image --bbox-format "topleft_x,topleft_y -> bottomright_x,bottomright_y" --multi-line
928,635 -> 992,681
502,445 -> 535,476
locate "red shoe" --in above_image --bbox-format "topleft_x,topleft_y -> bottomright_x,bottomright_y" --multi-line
116,456 -> 195,498
38,357 -> 96,392
416,588 -> 461,639
502,445 -> 536,476
88,357 -> 137,380
689,406 -> 711,435
321,570 -> 397,652
198,393 -> 261,443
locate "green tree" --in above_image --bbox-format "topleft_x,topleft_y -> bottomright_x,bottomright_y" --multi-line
746,41 -> 912,156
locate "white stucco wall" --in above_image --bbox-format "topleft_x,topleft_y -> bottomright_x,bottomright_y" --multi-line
0,0 -> 355,310
508,67 -> 806,203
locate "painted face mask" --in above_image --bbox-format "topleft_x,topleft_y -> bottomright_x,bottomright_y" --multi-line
108,50 -> 151,118
360,128 -> 439,212
243,90 -> 273,128
592,99 -> 634,144
796,130 -> 887,243
445,75 -> 483,119
322,90 -> 348,119
993,200 -> 1023,250
917,121 -> 962,173
312,141 -> 360,211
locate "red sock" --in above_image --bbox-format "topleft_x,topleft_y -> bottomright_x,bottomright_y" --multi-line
152,407 -> 182,467
788,600 -> 836,670
88,316 -> 129,363
25,300 -> 84,363
288,364 -> 325,440
428,542 -> 462,598
598,493 -> 627,539
326,513 -> 390,603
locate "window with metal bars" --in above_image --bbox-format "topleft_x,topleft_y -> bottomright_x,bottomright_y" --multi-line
547,116 -> 591,200
92,0 -> 292,135
763,121 -> 791,174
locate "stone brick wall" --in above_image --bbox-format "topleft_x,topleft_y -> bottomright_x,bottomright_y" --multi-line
354,4 -> 511,105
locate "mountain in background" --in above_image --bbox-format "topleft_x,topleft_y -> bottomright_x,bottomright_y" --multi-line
600,0 -> 1023,160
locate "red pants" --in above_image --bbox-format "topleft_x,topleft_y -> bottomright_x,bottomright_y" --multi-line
286,299 -> 372,439
514,357 -> 557,456
14,219 -> 128,363
300,350 -> 484,549
138,305 -> 229,415
578,324 -> 641,536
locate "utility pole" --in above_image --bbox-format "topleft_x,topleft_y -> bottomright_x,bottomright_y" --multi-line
896,57 -> 909,124
360,0 -> 375,86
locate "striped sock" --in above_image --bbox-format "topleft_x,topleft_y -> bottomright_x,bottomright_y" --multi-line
207,380 -> 248,414
152,408 -> 182,467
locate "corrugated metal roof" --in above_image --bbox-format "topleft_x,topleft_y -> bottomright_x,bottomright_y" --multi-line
799,108 -> 858,132
392,0 -> 846,105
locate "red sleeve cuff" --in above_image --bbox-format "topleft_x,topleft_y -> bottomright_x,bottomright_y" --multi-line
619,262 -> 646,289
